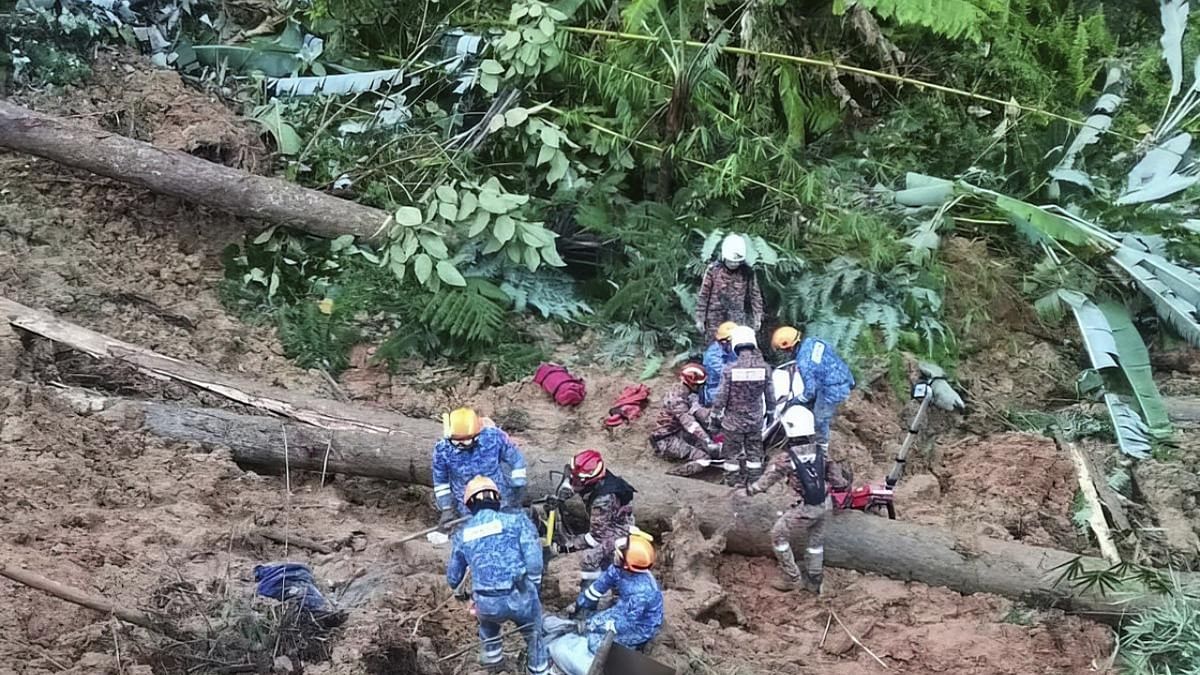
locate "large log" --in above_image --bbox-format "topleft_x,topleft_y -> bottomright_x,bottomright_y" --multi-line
0,101 -> 389,241
7,297 -> 1193,620
91,396 -> 1195,620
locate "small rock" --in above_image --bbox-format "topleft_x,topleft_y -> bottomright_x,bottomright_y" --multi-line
273,655 -> 295,673
0,418 -> 29,442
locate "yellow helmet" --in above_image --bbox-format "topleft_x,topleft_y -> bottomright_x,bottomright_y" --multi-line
615,528 -> 656,571
444,407 -> 483,447
464,475 -> 500,506
715,321 -> 737,342
771,326 -> 801,351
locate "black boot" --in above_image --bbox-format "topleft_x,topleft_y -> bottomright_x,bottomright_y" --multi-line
803,572 -> 823,595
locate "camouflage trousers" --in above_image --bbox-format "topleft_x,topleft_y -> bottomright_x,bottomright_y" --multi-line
770,499 -> 829,582
722,431 -> 765,485
652,434 -> 709,462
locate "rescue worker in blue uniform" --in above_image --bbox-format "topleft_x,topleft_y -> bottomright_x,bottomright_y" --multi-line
770,326 -> 855,455
571,529 -> 664,653
433,407 -> 528,526
701,321 -> 738,405
447,476 -> 549,674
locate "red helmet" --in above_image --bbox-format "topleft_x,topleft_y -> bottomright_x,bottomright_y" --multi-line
679,363 -> 707,389
570,449 -> 606,490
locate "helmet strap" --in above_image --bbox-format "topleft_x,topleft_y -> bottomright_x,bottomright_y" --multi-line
468,496 -> 500,514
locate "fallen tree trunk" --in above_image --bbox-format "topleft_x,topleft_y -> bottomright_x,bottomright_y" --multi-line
89,396 -> 1195,620
0,101 -> 389,241
0,564 -> 190,640
6,298 -> 1193,620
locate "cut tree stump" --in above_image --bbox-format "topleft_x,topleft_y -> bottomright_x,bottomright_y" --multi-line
4,297 -> 1197,621
0,101 -> 389,242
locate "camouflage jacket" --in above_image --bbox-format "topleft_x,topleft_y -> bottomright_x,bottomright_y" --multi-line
652,382 -> 712,443
712,350 -> 775,433
447,508 -> 543,593
747,440 -> 836,505
432,426 -> 528,516
577,567 -> 664,651
695,262 -> 764,335
793,336 -> 855,405
577,472 -> 636,550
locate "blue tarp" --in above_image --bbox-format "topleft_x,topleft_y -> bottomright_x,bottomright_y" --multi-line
253,562 -> 329,610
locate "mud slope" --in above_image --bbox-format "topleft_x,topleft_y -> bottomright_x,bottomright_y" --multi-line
1,55 -> 1114,674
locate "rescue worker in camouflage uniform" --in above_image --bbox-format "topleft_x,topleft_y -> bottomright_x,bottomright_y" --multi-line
738,406 -> 832,594
702,321 -> 738,405
712,325 -> 775,487
571,529 -> 664,652
447,476 -> 549,674
557,449 -> 637,591
433,408 -> 528,525
771,326 -> 855,456
695,234 -> 764,341
650,363 -> 721,476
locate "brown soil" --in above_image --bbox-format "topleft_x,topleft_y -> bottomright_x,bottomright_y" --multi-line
0,53 -> 1133,674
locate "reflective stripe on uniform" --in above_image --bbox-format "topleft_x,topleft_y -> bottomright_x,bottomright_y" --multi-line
722,461 -> 740,472
773,542 -> 791,552
434,483 -> 452,496
584,532 -> 599,548
579,569 -> 602,580
481,642 -> 503,661
811,342 -> 825,364
585,585 -> 604,602
807,546 -> 824,555
745,461 -> 763,469
511,467 -> 527,479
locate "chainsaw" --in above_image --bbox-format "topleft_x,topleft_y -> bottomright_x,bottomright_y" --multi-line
528,468 -> 580,565
827,375 -> 943,520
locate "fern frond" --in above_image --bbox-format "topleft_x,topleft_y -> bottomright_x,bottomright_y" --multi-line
420,280 -> 508,344
837,0 -> 990,42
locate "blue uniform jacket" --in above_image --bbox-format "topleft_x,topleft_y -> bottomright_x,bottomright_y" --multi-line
447,508 -> 544,593
432,426 -> 528,516
793,336 -> 855,405
702,341 -> 736,404
575,566 -> 664,652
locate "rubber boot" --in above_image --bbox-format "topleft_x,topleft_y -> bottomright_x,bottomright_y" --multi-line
721,459 -> 742,487
803,572 -> 824,595
770,544 -> 803,592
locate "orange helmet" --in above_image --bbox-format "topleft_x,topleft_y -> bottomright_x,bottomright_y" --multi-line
444,407 -> 483,448
464,475 -> 500,506
771,326 -> 801,351
615,529 -> 656,571
715,321 -> 737,342
679,363 -> 707,388
570,449 -> 606,489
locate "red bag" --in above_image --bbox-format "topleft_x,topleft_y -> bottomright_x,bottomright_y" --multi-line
603,384 -> 650,428
534,363 -> 586,407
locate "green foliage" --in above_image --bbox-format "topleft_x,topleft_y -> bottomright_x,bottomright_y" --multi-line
419,279 -> 510,344
833,0 -> 994,42
1121,589 -> 1200,675
1,4 -> 102,88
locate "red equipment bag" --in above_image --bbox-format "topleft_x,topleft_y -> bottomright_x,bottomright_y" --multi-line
604,384 -> 650,428
534,363 -> 586,407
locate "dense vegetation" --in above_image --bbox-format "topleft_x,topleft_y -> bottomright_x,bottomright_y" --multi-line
4,1 -> 1200,668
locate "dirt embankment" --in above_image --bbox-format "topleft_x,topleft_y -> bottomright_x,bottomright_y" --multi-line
0,52 -> 1122,674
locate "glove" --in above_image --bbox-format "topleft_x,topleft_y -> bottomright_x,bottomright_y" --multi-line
705,441 -> 721,456
438,509 -> 457,532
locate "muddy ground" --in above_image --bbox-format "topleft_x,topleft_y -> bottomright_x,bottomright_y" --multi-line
2,51 -> 1191,674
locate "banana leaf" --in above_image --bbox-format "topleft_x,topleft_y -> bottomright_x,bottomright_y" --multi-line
893,173 -> 953,207
193,45 -> 300,77
1159,0 -> 1189,99
960,185 -> 1112,250
269,68 -> 408,96
1097,301 -> 1173,439
1104,393 -> 1153,459
1061,290 -> 1119,370
1112,247 -> 1200,347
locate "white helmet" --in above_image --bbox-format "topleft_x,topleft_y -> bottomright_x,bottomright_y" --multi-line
730,325 -> 757,351
780,405 -> 816,440
720,234 -> 746,267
